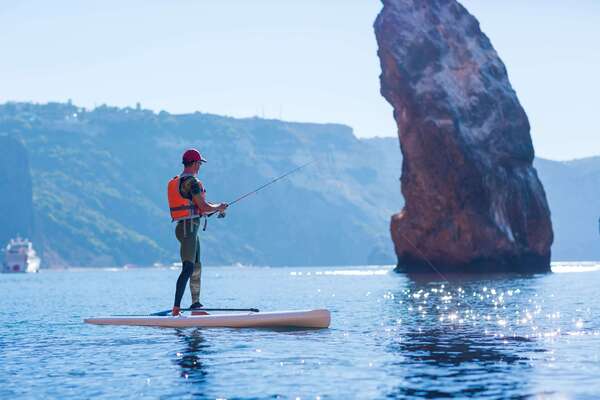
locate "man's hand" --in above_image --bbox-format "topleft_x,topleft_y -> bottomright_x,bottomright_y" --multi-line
216,203 -> 228,218
172,306 -> 181,316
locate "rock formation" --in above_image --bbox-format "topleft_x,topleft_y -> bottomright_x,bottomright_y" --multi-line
0,135 -> 34,247
375,0 -> 553,272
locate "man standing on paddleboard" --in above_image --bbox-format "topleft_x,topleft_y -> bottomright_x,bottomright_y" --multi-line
167,149 -> 228,316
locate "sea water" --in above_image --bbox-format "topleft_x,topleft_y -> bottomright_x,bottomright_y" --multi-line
1,264 -> 600,399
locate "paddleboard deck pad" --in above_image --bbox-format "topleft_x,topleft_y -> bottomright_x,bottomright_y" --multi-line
84,309 -> 330,329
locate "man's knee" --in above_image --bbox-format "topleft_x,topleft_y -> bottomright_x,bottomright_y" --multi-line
191,262 -> 201,285
181,260 -> 194,277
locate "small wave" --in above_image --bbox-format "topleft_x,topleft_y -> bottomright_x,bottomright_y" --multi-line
291,268 -> 391,276
551,262 -> 600,273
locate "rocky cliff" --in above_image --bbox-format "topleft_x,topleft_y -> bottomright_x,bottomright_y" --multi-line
0,102 -> 402,267
375,0 -> 553,272
0,136 -> 34,247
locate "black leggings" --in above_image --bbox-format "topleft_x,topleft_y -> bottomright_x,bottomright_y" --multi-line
174,261 -> 194,307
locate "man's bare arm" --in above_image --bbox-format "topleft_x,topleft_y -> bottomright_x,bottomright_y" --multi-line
192,192 -> 227,215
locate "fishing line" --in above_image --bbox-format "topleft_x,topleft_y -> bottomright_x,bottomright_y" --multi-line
208,160 -> 314,218
397,230 -> 450,283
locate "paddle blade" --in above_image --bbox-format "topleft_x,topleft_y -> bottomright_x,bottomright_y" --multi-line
150,309 -> 172,316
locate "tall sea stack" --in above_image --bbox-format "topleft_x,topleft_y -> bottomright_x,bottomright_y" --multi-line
375,0 -> 553,273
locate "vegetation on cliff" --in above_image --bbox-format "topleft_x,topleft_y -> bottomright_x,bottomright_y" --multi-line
0,102 -> 401,266
0,101 -> 596,267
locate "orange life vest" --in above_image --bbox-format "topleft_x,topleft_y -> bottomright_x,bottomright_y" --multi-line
167,175 -> 203,222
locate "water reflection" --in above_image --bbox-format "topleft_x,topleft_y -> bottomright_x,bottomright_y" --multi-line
173,329 -> 209,384
385,274 -> 548,398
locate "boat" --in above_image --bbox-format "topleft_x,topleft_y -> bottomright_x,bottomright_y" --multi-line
2,237 -> 41,273
84,309 -> 330,329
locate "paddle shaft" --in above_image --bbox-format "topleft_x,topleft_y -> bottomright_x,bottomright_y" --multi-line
151,307 -> 259,316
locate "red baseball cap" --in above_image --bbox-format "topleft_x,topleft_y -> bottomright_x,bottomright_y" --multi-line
182,148 -> 207,164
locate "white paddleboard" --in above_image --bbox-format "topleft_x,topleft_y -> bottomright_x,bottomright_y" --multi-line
84,309 -> 330,329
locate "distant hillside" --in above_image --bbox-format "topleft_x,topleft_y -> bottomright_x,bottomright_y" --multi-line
535,157 -> 600,261
0,102 -> 402,267
0,101 -> 596,266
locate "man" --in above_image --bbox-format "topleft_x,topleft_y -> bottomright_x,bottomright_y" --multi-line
167,148 -> 228,316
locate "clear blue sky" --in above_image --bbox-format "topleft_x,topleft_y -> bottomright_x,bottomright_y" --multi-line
1,1 -> 598,160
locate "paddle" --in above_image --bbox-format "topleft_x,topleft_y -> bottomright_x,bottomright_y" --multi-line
151,307 -> 260,316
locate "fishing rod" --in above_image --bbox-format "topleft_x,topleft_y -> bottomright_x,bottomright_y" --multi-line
208,160 -> 314,218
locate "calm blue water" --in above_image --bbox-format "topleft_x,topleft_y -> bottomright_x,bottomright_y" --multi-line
2,264 -> 600,399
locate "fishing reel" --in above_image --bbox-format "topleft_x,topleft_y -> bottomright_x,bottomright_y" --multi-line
217,211 -> 226,219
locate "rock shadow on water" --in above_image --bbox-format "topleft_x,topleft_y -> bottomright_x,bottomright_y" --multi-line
383,276 -> 549,398
394,255 -> 552,275
386,328 -> 538,398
